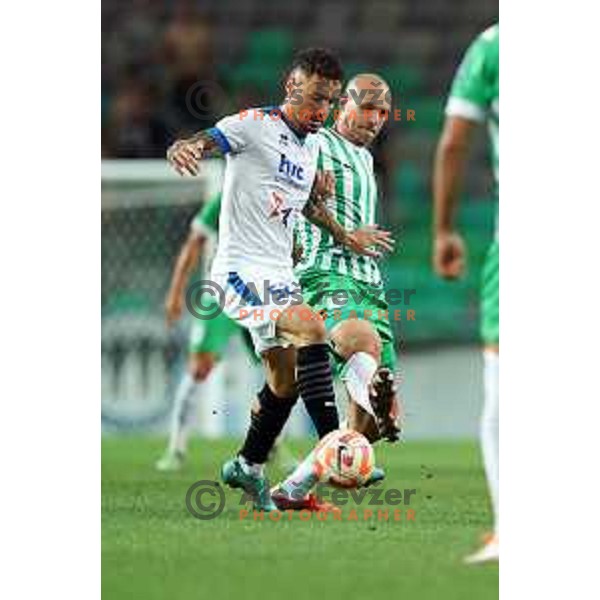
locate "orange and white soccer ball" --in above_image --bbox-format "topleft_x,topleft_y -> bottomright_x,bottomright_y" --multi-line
313,429 -> 375,488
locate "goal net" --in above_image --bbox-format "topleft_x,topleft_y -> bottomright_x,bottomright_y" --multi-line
101,159 -> 311,438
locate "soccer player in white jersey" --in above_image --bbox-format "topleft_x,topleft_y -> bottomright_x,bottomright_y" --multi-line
156,194 -> 296,473
167,49 -> 389,511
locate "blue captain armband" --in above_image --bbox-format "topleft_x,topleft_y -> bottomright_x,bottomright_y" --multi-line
206,127 -> 232,154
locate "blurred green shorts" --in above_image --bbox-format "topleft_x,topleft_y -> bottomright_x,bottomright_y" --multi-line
299,269 -> 398,373
480,240 -> 499,345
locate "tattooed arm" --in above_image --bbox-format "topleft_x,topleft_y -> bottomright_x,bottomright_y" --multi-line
303,171 -> 395,259
166,130 -> 225,176
302,171 -> 348,245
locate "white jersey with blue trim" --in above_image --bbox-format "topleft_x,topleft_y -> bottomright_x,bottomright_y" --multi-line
209,107 -> 319,274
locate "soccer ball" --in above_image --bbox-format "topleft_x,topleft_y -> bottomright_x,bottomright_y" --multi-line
313,429 -> 375,488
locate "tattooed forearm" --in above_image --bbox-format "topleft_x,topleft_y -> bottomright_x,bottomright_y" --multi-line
167,128 -> 226,175
186,130 -> 225,159
302,196 -> 348,245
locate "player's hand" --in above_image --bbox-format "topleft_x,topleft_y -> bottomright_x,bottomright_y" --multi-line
165,291 -> 184,326
344,225 -> 395,258
167,139 -> 202,176
311,170 -> 335,202
433,231 -> 467,279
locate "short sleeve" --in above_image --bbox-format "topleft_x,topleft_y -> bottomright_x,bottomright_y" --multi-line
208,112 -> 257,154
306,133 -> 325,171
190,194 -> 221,237
446,25 -> 499,123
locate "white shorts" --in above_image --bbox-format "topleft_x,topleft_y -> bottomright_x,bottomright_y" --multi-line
211,265 -> 302,355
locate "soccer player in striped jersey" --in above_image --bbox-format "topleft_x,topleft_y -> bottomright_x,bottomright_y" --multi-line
433,24 -> 499,564
272,73 -> 403,509
298,73 -> 400,442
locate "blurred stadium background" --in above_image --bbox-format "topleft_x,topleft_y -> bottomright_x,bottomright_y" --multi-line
101,0 -> 498,440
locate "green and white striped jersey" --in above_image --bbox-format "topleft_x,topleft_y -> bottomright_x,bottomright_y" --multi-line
294,127 -> 382,286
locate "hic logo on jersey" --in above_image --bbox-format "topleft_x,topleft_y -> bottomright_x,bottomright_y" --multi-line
278,153 -> 304,182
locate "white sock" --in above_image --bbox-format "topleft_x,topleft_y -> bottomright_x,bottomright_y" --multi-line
340,352 -> 379,416
279,449 -> 318,499
482,350 -> 499,536
167,373 -> 200,454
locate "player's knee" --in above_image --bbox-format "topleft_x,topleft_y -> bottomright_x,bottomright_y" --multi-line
298,316 -> 327,345
188,354 -> 215,382
331,320 -> 381,361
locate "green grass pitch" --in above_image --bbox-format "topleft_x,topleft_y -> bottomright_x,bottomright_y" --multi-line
102,437 -> 498,600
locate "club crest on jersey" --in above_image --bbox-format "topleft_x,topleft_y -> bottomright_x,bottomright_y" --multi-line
278,153 -> 304,182
269,191 -> 284,217
268,191 -> 293,227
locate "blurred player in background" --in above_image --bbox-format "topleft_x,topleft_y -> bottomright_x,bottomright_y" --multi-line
167,49 -> 381,511
433,24 -> 499,563
272,73 -> 402,509
156,194 -> 260,471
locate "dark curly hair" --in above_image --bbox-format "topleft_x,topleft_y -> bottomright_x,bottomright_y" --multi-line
285,48 -> 344,82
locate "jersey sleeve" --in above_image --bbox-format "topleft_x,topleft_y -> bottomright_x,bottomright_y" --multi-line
316,145 -> 325,171
190,193 -> 221,238
362,147 -> 375,173
208,111 -> 257,154
446,25 -> 499,123
304,133 -> 324,171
